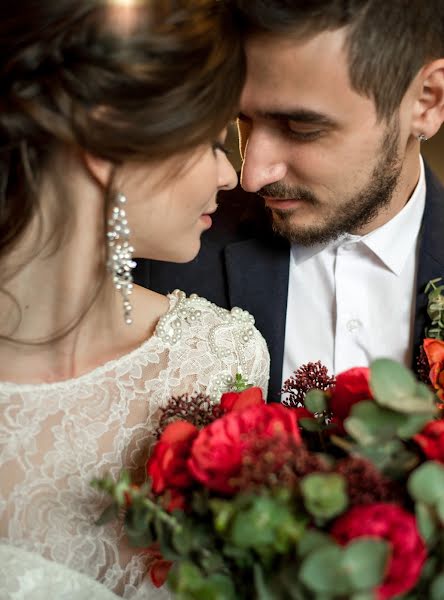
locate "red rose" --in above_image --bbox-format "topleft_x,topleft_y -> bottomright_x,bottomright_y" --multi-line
147,421 -> 198,494
414,419 -> 444,463
423,338 -> 444,402
328,367 -> 372,434
220,386 -> 265,412
331,503 -> 426,599
188,403 -> 302,494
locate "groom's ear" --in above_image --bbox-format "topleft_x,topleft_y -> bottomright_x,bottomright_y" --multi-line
410,58 -> 444,139
82,152 -> 114,190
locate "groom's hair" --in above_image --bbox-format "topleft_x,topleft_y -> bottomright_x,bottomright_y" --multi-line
233,0 -> 444,121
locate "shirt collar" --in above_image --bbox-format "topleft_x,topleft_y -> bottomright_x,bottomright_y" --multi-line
291,157 -> 426,274
360,157 -> 426,275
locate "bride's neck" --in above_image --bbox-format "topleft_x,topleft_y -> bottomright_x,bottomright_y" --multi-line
0,153 -> 152,384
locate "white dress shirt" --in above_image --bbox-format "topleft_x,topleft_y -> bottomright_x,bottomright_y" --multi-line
282,158 -> 426,384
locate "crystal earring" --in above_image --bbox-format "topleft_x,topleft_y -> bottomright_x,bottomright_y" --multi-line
107,191 -> 137,325
418,133 -> 428,142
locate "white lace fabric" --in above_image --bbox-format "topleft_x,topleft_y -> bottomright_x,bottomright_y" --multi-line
0,291 -> 269,598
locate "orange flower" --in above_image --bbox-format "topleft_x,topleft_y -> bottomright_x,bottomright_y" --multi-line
423,338 -> 444,403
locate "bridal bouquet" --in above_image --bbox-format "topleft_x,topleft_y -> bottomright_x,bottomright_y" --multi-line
93,350 -> 444,599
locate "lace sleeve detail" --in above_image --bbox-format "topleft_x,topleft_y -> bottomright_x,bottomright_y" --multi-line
0,544 -> 121,600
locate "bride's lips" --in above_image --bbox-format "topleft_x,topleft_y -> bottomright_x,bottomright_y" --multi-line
263,196 -> 305,210
199,206 -> 217,228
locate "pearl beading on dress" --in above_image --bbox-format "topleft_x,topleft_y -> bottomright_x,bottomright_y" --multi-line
156,291 -> 257,400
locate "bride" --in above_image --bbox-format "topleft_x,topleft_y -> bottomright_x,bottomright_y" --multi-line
0,0 -> 269,598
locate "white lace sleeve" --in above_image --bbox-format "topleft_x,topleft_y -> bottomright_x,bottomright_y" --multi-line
0,544 -> 120,600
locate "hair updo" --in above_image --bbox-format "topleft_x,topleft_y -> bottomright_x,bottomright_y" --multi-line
0,0 -> 245,264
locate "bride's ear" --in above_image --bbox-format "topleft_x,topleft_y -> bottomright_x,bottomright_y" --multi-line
82,152 -> 114,190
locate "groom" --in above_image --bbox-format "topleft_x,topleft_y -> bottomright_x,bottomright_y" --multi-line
135,0 -> 444,401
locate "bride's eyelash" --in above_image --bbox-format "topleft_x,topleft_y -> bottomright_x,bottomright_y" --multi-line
212,141 -> 231,155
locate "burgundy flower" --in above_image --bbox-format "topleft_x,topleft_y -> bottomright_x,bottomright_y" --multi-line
331,503 -> 426,599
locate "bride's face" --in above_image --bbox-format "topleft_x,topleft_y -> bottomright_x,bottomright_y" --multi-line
120,131 -> 237,263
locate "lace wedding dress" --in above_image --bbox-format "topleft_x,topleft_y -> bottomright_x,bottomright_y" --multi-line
0,291 -> 269,599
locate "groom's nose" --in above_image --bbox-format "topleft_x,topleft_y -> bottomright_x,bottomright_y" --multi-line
238,120 -> 287,193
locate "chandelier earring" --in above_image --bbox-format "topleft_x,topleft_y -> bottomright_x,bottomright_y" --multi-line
107,191 -> 137,325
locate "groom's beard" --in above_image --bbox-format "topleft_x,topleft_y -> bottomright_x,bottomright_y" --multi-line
260,122 -> 402,247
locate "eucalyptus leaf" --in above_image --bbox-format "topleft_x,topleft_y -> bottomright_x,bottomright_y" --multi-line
299,545 -> 352,595
397,413 -> 434,438
305,389 -> 327,413
370,359 -> 435,413
299,417 -> 325,432
345,401 -> 405,445
358,439 -> 418,478
430,572 -> 444,600
342,538 -> 389,591
415,501 -> 438,545
301,473 -> 348,520
408,461 -> 444,505
297,530 -> 335,558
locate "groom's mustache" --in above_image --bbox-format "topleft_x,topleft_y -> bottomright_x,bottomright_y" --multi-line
259,182 -> 319,206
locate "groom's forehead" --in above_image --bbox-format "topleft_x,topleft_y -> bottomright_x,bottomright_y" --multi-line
240,30 -> 365,125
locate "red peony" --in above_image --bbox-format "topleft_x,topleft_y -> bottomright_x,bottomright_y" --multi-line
328,367 -> 372,434
414,419 -> 444,463
220,386 -> 265,413
147,421 -> 198,494
331,503 -> 426,600
188,403 -> 303,494
423,338 -> 444,402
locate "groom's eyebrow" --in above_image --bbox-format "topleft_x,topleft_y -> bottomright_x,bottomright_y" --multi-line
238,109 -> 337,127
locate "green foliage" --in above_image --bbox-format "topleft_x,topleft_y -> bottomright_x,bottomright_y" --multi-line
300,539 -> 388,597
211,492 -> 306,562
408,461 -> 444,505
305,389 -> 327,413
370,359 -> 436,414
425,278 -> 444,340
346,401 -> 431,445
301,473 -> 348,521
232,373 -> 252,392
168,562 -> 237,600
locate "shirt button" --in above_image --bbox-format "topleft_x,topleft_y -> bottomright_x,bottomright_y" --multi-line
347,319 -> 362,332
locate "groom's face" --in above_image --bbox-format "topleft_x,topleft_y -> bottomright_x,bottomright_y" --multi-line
238,28 -> 406,245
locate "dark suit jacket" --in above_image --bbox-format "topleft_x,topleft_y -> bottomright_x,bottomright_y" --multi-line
135,165 -> 444,402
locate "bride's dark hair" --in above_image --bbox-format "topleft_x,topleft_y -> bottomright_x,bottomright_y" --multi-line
0,0 -> 245,272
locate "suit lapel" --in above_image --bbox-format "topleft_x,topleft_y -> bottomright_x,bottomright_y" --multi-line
413,166 -> 444,361
224,237 -> 290,402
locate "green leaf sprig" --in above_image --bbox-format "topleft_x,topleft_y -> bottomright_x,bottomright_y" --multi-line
425,278 -> 444,340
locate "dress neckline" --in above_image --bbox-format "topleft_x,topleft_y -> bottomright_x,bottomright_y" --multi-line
0,291 -> 182,391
